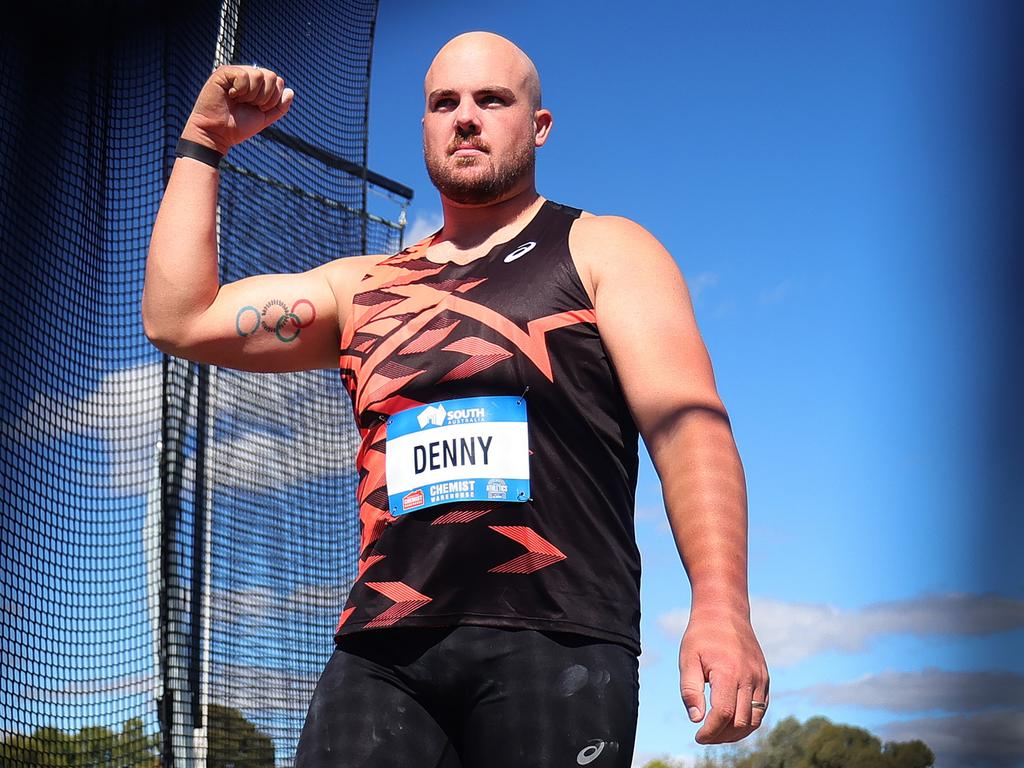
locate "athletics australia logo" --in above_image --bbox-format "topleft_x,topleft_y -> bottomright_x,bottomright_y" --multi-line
417,404 -> 447,429
486,478 -> 508,499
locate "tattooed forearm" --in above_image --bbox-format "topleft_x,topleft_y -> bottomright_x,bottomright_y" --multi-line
236,298 -> 317,343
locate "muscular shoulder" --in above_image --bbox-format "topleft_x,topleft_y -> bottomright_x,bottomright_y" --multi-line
313,253 -> 389,335
569,213 -> 676,303
317,253 -> 386,297
572,213 -> 665,254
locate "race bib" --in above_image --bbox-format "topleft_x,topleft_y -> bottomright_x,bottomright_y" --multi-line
385,395 -> 530,515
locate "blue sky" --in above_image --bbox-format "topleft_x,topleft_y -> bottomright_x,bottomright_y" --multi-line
364,2 -> 1023,766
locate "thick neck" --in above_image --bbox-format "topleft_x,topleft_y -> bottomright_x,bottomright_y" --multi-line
435,184 -> 545,251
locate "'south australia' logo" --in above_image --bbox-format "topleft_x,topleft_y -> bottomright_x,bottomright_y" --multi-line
417,404 -> 447,429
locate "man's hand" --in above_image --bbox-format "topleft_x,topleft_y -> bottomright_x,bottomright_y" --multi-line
680,605 -> 770,744
181,65 -> 294,154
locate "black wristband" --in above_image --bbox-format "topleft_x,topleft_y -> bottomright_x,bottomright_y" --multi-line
175,138 -> 224,168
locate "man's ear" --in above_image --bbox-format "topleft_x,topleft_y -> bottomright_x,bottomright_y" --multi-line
534,109 -> 553,147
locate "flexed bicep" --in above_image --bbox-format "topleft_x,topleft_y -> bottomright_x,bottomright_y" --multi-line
146,264 -> 335,372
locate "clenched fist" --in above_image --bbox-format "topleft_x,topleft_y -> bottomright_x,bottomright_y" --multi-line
180,65 -> 294,155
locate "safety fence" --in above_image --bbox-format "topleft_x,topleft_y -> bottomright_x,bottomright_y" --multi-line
0,1 -> 411,765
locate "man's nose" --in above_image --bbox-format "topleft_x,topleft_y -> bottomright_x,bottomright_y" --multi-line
454,102 -> 481,134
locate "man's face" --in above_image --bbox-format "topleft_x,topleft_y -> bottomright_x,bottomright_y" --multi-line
422,38 -> 549,206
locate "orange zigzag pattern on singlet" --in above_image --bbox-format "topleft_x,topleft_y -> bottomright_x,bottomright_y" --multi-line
352,421 -> 393,555
341,238 -> 596,405
351,396 -> 427,556
488,526 -> 567,574
364,581 -> 432,628
349,286 -> 595,415
438,336 -> 513,382
340,238 -> 596,557
335,606 -> 356,632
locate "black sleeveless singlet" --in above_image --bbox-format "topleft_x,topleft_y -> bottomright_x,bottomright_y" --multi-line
335,200 -> 642,653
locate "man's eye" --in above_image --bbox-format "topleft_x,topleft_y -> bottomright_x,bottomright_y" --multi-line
480,94 -> 505,106
434,98 -> 456,111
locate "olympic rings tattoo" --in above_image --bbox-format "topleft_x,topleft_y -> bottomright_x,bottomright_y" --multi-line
290,298 -> 316,325
235,298 -> 316,343
235,305 -> 261,337
274,312 -> 302,343
259,299 -> 290,332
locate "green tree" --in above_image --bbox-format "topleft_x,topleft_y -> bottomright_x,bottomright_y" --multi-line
800,722 -> 882,768
0,717 -> 159,767
639,715 -> 934,768
881,739 -> 935,768
206,704 -> 274,768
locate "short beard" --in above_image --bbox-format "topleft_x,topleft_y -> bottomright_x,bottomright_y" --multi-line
425,138 -> 535,205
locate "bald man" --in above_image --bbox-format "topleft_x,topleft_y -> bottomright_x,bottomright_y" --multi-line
144,31 -> 768,767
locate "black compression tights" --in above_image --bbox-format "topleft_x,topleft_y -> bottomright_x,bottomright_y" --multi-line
295,625 -> 639,768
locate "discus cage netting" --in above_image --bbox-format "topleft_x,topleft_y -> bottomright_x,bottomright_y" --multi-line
0,1 -> 412,765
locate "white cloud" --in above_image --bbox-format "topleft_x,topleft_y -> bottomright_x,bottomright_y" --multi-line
758,278 -> 793,305
21,664 -> 315,718
657,592 -> 1024,668
687,272 -> 719,303
712,299 -> 736,319
22,672 -> 160,703
211,582 -> 350,627
15,361 -> 359,497
634,504 -> 661,522
15,361 -> 163,497
201,367 -> 358,492
210,662 -> 319,715
787,667 -> 1024,713
877,709 -> 1024,768
639,648 -> 663,669
635,502 -> 671,532
404,209 -> 443,245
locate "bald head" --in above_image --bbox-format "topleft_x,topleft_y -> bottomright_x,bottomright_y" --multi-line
425,31 -> 542,111
421,31 -> 553,205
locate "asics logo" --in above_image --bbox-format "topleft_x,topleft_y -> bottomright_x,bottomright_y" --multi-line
576,741 -> 606,765
503,241 -> 536,263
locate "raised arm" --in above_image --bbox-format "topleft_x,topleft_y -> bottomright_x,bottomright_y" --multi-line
142,65 -> 370,372
570,214 -> 769,745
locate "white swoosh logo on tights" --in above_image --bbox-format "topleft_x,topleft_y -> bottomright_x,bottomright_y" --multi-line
577,741 -> 606,765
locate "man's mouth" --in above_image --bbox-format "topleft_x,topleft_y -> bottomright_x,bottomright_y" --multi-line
450,140 -> 487,156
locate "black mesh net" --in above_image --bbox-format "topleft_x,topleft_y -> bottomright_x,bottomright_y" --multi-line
0,1 -> 409,765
